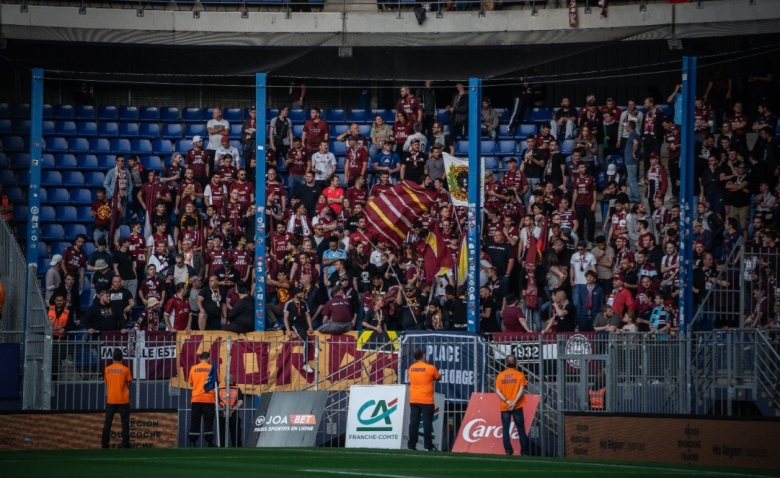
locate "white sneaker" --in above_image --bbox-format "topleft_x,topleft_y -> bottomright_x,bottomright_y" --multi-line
303,364 -> 314,373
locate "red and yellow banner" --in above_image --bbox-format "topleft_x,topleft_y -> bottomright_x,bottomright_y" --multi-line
170,331 -> 398,394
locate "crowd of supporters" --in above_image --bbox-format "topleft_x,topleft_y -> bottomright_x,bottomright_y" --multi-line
31,84 -> 780,340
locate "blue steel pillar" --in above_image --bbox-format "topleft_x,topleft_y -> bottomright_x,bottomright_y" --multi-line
254,73 -> 268,331
26,69 -> 44,269
678,57 -> 696,333
466,78 -> 483,333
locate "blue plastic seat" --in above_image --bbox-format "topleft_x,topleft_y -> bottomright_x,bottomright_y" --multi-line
70,188 -> 93,205
76,206 -> 92,222
185,124 -> 207,139
131,139 -> 153,155
75,105 -> 96,121
229,140 -> 241,152
50,241 -> 71,256
330,125 -> 349,137
56,206 -> 79,223
39,206 -> 56,222
202,107 -> 215,121
118,122 -> 140,138
53,104 -> 75,120
0,152 -> 6,169
181,107 -> 202,124
335,156 -> 346,173
64,224 -> 87,236
371,109 -> 388,122
98,122 -> 119,137
526,107 -> 552,123
161,124 -> 183,140
13,104 -> 31,118
41,105 -> 54,119
44,137 -> 67,153
152,139 -> 173,155
90,138 -> 111,154
481,140 -> 497,154
288,109 -> 306,122
326,109 -> 346,123
292,125 -> 304,138
46,188 -> 70,205
0,170 -> 16,186
98,106 -> 119,122
16,171 -> 30,186
3,136 -> 28,152
518,124 -> 538,137
348,109 -> 368,123
455,141 -> 469,155
561,139 -> 575,155
496,140 -> 516,156
484,157 -> 499,171
40,153 -> 56,169
496,108 -> 510,124
119,106 -> 139,122
229,124 -> 242,140
68,137 -> 90,154
223,108 -> 243,123
383,110 -> 396,124
358,124 -> 371,136
243,108 -> 253,120
12,120 -> 30,134
0,119 -> 11,134
141,156 -> 163,170
139,123 -> 161,139
330,141 -> 347,155
6,187 -> 23,203
139,106 -> 160,122
266,109 -> 280,120
97,155 -> 116,169
85,171 -> 105,187
55,154 -> 78,170
9,153 -> 30,170
435,108 -> 449,124
62,171 -> 85,186
77,121 -> 98,137
77,154 -> 99,170
13,206 -> 28,223
0,103 -> 9,118
497,125 -> 513,140
41,224 -> 65,241
174,140 -> 191,154
110,139 -> 132,155
42,121 -> 57,136
160,107 -> 180,123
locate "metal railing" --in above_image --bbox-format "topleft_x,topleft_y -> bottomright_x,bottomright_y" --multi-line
691,238 -> 742,330
41,328 -> 780,450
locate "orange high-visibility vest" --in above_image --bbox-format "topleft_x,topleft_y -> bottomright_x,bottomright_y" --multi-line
47,305 -> 69,338
589,388 -> 605,410
218,387 -> 239,408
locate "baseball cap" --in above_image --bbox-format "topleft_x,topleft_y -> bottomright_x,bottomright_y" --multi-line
221,135 -> 230,143
505,157 -> 517,163
693,220 -> 702,227
96,237 -> 107,246
613,272 -> 625,282
50,254 -> 63,266
191,135 -> 203,143
587,99 -> 596,106
607,164 -> 617,174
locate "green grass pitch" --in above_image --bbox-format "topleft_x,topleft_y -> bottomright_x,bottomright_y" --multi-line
2,448 -> 778,478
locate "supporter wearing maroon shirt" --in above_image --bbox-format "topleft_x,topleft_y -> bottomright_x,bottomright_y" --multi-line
139,265 -> 166,305
572,162 -> 597,243
534,124 -> 553,156
600,98 -> 622,121
644,153 -> 668,214
229,171 -> 254,210
266,167 -> 286,211
175,169 -> 203,215
285,138 -> 309,199
185,136 -> 210,188
552,197 -> 578,233
694,97 -> 713,140
396,86 -> 423,124
290,252 -> 320,288
502,158 -> 529,199
229,236 -> 252,283
164,283 -> 192,332
346,176 -> 368,208
484,173 -> 509,211
392,112 -> 413,156
345,136 -> 368,186
641,98 -> 663,174
61,234 -> 87,290
137,170 -> 171,219
302,107 -> 329,153
204,236 -> 229,278
369,172 -> 393,197
162,153 -> 184,196
204,173 -> 226,211
501,295 -> 530,332
215,155 -> 237,185
127,222 -> 146,276
728,102 -> 749,154
319,287 -> 355,333
271,222 -> 293,267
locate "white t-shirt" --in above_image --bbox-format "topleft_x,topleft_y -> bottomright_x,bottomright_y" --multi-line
207,119 -> 230,150
570,252 -> 597,285
215,145 -> 240,168
311,152 -> 337,181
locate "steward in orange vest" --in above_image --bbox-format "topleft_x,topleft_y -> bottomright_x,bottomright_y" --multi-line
48,294 -> 71,339
218,375 -> 245,448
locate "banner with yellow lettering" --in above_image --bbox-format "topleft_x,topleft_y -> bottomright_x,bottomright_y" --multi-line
170,331 -> 399,395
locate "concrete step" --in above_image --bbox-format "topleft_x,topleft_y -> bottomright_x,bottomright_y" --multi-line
324,0 -> 378,13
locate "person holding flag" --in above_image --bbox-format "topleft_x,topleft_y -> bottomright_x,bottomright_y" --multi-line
188,351 -> 218,447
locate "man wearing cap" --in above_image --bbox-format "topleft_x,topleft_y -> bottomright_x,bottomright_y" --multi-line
693,220 -> 714,252
401,138 -> 428,184
222,286 -> 254,334
185,136 -> 210,189
45,255 -> 64,302
609,273 -> 635,318
215,135 -> 240,170
318,286 -> 354,334
206,107 -> 229,168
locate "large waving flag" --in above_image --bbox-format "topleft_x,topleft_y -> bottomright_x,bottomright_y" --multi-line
443,152 -> 486,207
364,180 -> 436,249
423,228 -> 454,286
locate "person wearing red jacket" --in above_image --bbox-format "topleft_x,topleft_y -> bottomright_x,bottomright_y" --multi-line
609,272 -> 635,318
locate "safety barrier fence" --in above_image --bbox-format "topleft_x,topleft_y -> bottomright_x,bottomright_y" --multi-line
45,328 -> 780,453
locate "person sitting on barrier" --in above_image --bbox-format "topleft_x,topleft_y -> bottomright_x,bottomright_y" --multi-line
593,304 -> 620,334
222,285 -> 254,334
84,289 -> 127,335
218,374 -> 244,448
102,348 -> 132,449
495,354 -> 530,456
284,287 -> 315,373
318,285 -> 354,335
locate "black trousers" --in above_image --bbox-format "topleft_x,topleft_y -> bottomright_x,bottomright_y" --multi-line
575,204 -> 596,242
102,403 -> 130,448
408,403 -> 434,450
190,402 -> 216,445
219,411 -> 243,447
